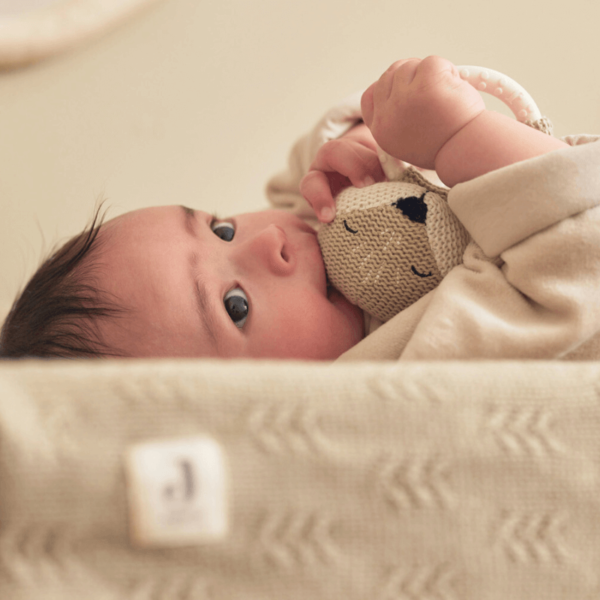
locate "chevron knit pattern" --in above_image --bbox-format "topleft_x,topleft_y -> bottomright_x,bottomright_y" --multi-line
1,360 -> 600,600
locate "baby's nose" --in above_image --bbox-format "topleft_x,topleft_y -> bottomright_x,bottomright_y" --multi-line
237,224 -> 294,276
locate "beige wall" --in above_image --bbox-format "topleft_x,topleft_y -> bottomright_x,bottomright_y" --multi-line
1,0 -> 599,315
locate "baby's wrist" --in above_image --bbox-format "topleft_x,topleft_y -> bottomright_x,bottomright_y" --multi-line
434,109 -> 568,188
392,97 -> 486,170
434,108 -> 488,173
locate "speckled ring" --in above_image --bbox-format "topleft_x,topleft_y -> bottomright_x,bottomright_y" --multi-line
457,65 -> 541,123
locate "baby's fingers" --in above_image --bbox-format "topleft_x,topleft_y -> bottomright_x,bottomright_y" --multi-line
310,139 -> 385,189
300,170 -> 336,223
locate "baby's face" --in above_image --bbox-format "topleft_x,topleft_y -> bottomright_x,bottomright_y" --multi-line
95,205 -> 364,359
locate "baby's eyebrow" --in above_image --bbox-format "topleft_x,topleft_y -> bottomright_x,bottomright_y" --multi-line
180,205 -> 196,237
180,205 -> 219,349
194,278 -> 218,348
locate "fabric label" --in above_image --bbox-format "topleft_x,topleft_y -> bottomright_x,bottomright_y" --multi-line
125,436 -> 228,548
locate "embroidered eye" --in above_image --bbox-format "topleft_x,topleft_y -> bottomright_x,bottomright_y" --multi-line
211,221 -> 235,241
224,288 -> 248,328
343,220 -> 358,234
411,265 -> 433,278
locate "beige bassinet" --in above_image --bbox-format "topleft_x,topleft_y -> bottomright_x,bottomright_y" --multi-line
1,358 -> 599,599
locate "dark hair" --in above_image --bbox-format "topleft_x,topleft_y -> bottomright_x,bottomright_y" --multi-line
0,204 -> 125,358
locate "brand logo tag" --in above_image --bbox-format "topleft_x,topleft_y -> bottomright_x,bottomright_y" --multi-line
125,436 -> 228,547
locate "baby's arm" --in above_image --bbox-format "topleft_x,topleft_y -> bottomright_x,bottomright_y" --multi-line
434,109 -> 569,187
361,56 -> 568,188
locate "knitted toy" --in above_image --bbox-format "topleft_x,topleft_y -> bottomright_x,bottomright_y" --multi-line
318,66 -> 553,323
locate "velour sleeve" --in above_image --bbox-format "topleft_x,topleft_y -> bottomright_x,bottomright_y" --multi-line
400,139 -> 600,360
448,139 -> 600,258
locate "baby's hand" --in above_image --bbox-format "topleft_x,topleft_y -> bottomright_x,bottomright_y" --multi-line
300,123 -> 386,223
361,56 -> 485,170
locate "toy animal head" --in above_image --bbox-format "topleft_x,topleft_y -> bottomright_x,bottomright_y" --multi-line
317,172 -> 470,322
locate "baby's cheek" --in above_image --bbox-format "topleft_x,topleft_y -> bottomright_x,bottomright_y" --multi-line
287,291 -> 363,360
312,299 -> 362,358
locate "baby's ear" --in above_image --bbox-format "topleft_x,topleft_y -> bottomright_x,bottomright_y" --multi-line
391,192 -> 428,224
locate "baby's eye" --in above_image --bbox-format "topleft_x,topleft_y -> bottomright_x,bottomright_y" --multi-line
212,221 -> 235,241
224,288 -> 248,328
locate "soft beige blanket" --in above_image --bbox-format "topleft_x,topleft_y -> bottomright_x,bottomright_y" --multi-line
1,359 -> 599,599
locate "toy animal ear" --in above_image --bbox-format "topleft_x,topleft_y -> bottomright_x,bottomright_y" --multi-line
391,192 -> 428,224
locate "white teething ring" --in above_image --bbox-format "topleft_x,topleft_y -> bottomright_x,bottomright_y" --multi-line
457,65 -> 541,122
377,65 -> 542,180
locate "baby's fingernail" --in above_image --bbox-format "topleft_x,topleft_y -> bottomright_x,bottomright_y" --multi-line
363,176 -> 375,187
321,206 -> 334,222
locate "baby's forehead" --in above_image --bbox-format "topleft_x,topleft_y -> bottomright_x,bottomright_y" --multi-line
104,205 -> 188,226
99,205 -> 184,244
95,210 -> 136,245
90,211 -> 155,278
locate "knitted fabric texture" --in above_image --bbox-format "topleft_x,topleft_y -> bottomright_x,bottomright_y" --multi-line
318,117 -> 554,323
318,175 -> 470,322
2,360 -> 600,600
526,116 -> 554,136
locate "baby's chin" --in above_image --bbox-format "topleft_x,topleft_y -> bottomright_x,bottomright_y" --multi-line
327,284 -> 365,341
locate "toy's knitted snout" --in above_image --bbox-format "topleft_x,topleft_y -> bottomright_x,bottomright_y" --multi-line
317,170 -> 470,322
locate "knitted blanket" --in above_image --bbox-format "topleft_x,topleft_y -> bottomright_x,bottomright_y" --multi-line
1,359 -> 599,599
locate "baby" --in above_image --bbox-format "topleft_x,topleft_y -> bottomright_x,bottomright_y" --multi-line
1,56 -> 598,361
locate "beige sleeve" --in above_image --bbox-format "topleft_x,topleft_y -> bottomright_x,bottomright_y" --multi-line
449,139 -> 600,257
401,139 -> 600,360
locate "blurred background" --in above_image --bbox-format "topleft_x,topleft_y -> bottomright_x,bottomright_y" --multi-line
1,0 -> 599,316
